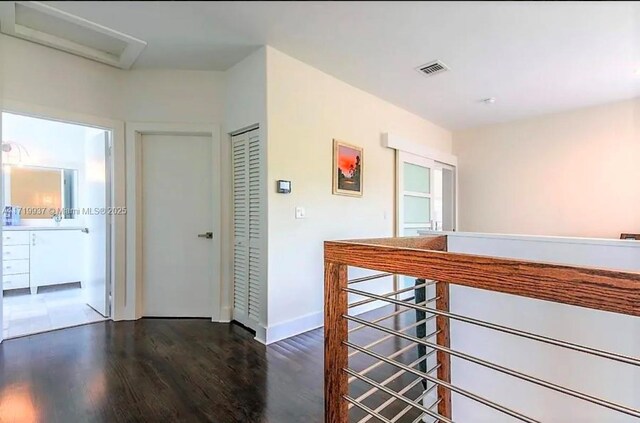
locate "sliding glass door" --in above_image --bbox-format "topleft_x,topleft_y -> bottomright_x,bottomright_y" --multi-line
396,151 -> 456,236
397,151 -> 435,236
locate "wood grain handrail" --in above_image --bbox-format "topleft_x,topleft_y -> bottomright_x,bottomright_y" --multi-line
325,235 -> 640,317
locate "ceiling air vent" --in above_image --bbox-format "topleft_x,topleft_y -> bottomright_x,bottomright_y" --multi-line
416,60 -> 449,77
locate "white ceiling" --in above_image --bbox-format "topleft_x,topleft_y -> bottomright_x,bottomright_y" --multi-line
44,1 -> 640,129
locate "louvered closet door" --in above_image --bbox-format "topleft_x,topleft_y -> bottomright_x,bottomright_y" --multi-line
232,128 -> 263,331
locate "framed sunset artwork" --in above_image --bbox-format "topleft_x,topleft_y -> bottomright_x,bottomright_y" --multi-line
333,139 -> 363,197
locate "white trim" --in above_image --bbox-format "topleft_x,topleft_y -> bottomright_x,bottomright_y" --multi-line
125,122 -> 224,321
382,132 -> 458,167
259,311 -> 325,345
0,101 -> 124,343
420,230 -> 640,249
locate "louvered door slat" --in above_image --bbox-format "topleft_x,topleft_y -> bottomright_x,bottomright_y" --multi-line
232,128 -> 263,331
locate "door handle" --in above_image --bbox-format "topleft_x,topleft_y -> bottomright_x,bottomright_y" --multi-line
198,232 -> 213,239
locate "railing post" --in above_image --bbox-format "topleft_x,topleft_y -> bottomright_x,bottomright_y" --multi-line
436,281 -> 452,419
325,260 -> 348,423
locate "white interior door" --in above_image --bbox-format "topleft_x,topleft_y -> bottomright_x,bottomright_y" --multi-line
84,130 -> 110,317
141,134 -> 214,317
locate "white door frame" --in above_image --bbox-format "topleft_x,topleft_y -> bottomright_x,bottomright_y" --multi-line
0,100 -> 125,343
125,122 -> 223,321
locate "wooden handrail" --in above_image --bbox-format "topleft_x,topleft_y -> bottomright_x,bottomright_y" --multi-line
325,236 -> 640,317
324,235 -> 640,423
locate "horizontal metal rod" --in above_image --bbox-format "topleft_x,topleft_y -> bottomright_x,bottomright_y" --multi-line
409,400 -> 440,423
359,364 -> 440,423
348,317 -> 437,358
345,339 -> 540,423
349,300 -> 428,334
354,374 -> 424,417
345,314 -> 640,418
344,395 -> 392,423
352,351 -> 439,412
348,282 -> 433,309
393,397 -> 438,423
349,273 -> 394,285
345,286 -> 640,367
345,367 -> 454,423
406,397 -> 440,423
349,343 -> 423,383
402,386 -> 440,423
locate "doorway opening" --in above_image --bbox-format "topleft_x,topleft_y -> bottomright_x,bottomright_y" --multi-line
1,112 -> 112,339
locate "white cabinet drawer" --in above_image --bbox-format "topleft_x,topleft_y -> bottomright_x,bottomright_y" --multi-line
2,245 -> 29,260
3,231 -> 29,246
30,230 -> 84,287
3,273 -> 29,290
3,259 -> 29,275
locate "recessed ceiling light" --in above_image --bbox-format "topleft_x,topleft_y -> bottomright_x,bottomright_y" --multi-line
635,68 -> 640,76
481,97 -> 496,105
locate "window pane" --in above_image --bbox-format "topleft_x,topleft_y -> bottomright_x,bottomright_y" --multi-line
404,163 -> 430,194
404,195 -> 431,224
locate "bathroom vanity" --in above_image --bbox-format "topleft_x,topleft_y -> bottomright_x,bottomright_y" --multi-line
2,226 -> 86,294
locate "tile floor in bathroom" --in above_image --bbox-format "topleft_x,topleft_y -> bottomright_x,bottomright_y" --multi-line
2,283 -> 106,339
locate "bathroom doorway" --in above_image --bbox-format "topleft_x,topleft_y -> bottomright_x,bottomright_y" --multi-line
0,112 -> 112,339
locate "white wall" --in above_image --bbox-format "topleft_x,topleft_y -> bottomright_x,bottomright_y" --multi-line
0,34 -> 120,119
454,98 -> 640,238
223,47 -> 267,134
0,35 -> 225,124
122,69 -> 224,123
264,47 -> 452,342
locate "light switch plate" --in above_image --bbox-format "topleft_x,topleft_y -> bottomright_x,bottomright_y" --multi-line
295,206 -> 305,219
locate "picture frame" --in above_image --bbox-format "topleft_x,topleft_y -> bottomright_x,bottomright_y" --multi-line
332,139 -> 363,197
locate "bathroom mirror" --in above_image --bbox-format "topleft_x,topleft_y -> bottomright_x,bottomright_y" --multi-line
3,165 -> 78,220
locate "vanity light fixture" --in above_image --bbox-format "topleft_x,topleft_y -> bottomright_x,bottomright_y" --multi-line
1,141 -> 30,166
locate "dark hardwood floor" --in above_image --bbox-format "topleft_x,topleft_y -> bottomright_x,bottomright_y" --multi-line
0,308 -> 426,422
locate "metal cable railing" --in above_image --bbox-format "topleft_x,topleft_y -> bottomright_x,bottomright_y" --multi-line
324,235 -> 640,423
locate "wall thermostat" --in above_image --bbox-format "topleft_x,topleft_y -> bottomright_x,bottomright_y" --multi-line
276,180 -> 291,194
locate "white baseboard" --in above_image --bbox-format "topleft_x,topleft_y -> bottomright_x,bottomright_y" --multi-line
262,311 -> 325,344
254,325 -> 268,344
252,301 -> 393,345
217,306 -> 232,322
